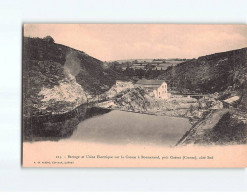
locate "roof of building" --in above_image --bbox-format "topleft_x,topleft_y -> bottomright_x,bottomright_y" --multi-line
223,96 -> 240,104
133,65 -> 146,67
136,79 -> 166,85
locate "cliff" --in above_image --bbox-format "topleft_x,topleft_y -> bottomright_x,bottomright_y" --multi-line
22,37 -> 118,116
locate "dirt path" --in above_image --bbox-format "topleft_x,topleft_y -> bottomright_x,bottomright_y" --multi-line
177,109 -> 229,145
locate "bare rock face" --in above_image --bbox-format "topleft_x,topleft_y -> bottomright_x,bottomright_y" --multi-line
38,71 -> 87,114
114,87 -> 150,112
105,81 -> 134,98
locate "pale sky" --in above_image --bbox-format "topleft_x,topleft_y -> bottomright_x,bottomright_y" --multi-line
24,24 -> 247,61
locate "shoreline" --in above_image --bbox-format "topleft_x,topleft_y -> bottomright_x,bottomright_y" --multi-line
96,104 -> 200,123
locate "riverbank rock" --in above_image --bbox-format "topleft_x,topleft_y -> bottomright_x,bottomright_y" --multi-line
105,81 -> 134,98
38,72 -> 87,114
198,97 -> 223,110
114,87 -> 151,112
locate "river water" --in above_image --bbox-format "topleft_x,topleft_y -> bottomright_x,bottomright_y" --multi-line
23,108 -> 193,167
69,110 -> 191,146
24,107 -> 191,146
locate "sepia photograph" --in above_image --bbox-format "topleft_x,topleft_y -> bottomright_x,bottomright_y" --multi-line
22,24 -> 247,167
2,0 -> 247,192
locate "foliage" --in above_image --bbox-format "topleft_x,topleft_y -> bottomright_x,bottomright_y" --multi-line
158,48 -> 247,94
43,35 -> 55,43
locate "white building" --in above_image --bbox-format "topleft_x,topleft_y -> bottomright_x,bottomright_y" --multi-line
135,79 -> 170,100
153,81 -> 170,99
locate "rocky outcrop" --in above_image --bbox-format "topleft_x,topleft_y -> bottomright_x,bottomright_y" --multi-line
114,87 -> 151,112
108,86 -> 201,118
105,81 -> 135,99
38,71 -> 87,114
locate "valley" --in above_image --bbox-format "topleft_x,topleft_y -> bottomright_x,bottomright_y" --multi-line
22,36 -> 247,146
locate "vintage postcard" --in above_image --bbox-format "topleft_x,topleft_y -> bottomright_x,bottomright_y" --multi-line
22,24 -> 247,167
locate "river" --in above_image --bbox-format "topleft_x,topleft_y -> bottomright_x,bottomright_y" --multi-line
70,110 -> 191,146
23,107 -> 193,167
24,107 -> 191,146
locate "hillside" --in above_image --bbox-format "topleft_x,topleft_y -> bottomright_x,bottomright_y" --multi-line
158,48 -> 247,92
177,109 -> 247,145
158,48 -> 247,109
23,37 -> 119,116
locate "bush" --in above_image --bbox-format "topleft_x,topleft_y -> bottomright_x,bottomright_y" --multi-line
43,35 -> 55,43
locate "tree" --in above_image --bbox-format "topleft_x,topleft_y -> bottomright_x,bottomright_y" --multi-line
43,35 -> 55,43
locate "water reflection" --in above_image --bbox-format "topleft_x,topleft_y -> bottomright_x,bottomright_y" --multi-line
23,105 -> 111,141
23,105 -> 191,146
70,110 -> 191,146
